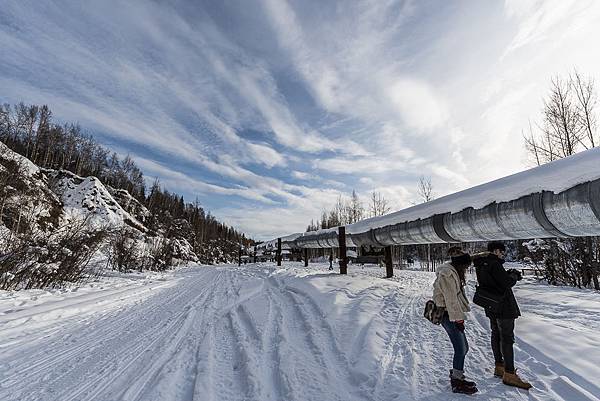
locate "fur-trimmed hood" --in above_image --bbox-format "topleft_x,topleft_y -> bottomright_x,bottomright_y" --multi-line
472,251 -> 497,267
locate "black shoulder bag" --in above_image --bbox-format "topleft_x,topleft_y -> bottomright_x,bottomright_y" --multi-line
473,286 -> 505,315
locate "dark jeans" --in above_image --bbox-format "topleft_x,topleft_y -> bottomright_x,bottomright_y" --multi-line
441,313 -> 469,371
489,317 -> 515,372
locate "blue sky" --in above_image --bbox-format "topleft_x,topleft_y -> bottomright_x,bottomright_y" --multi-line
2,0 -> 600,239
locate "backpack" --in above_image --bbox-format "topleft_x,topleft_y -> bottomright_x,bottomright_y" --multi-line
423,300 -> 445,325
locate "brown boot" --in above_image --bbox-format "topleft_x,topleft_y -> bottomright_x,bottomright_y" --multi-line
502,371 -> 532,390
494,363 -> 505,377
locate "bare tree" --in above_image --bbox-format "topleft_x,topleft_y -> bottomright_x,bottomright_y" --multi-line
416,176 -> 435,270
348,190 -> 364,224
573,70 -> 598,148
334,195 -> 348,226
523,120 -> 544,166
524,72 -> 597,166
369,191 -> 390,217
545,76 -> 582,156
107,227 -> 141,272
320,211 -> 328,229
417,176 -> 435,203
521,70 -> 600,289
0,216 -> 109,290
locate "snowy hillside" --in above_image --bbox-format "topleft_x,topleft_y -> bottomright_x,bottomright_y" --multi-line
1,141 -> 147,235
1,141 -> 248,283
1,262 -> 598,401
46,169 -> 148,232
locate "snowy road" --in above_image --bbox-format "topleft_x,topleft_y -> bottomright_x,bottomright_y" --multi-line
1,263 -> 599,401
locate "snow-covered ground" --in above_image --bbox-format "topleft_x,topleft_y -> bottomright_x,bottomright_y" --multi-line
1,262 -> 599,401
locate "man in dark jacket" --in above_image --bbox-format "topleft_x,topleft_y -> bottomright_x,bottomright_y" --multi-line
473,242 -> 532,390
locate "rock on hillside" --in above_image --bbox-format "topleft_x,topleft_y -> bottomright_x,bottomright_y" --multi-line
0,142 -> 62,235
106,186 -> 152,226
45,169 -> 148,233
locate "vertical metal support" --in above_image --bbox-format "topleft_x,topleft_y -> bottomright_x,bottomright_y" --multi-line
400,245 -> 404,270
238,244 -> 242,266
426,244 -> 430,271
385,246 -> 393,278
253,245 -> 257,263
277,238 -> 282,266
338,226 -> 347,274
304,248 -> 309,267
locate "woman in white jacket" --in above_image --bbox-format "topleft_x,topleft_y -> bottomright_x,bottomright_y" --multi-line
432,251 -> 477,394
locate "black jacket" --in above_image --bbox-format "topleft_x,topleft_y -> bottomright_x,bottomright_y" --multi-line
473,252 -> 521,319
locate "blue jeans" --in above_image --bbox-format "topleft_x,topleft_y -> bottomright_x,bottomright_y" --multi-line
441,313 -> 469,371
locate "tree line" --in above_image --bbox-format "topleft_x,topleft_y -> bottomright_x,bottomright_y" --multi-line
306,190 -> 391,232
0,102 -> 251,252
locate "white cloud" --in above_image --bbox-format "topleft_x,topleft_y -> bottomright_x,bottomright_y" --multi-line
503,0 -> 586,55
132,157 -> 277,204
387,78 -> 449,131
313,156 -> 407,175
292,171 -> 317,180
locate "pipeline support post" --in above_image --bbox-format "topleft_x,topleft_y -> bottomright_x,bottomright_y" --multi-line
277,238 -> 282,267
338,226 -> 348,274
385,246 -> 393,278
304,248 -> 309,267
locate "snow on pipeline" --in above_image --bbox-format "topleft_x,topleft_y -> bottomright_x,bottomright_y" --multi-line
1,263 -> 599,401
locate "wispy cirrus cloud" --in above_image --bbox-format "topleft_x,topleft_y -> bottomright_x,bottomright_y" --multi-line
2,0 -> 600,239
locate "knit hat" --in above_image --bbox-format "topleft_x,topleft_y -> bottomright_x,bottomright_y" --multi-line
447,246 -> 463,257
451,252 -> 472,267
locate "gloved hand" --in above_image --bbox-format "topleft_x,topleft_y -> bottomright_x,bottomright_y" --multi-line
507,268 -> 523,281
455,320 -> 465,332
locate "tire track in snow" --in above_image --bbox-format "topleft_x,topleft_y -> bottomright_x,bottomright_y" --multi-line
60,274 -> 221,401
0,280 -> 175,330
208,310 -> 248,400
269,276 -> 362,401
393,292 -> 435,398
0,271 -> 209,393
196,269 -> 268,401
191,319 -> 217,401
182,268 -> 282,401
128,268 -> 258,401
0,269 -> 218,401
224,307 -> 262,400
270,276 -> 345,400
177,272 -> 234,401
371,290 -> 418,400
373,274 -> 474,400
265,276 -> 331,400
287,286 -> 353,371
261,287 -> 288,401
119,271 -> 226,401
